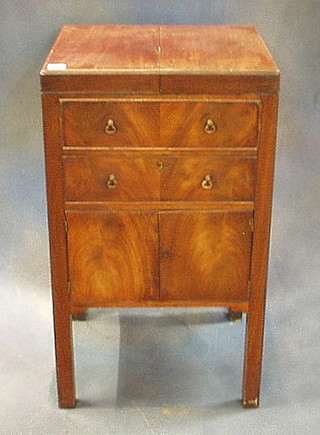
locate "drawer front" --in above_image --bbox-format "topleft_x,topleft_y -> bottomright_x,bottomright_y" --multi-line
160,101 -> 259,147
62,100 -> 259,149
64,154 -> 256,202
62,101 -> 159,147
63,154 -> 160,201
161,156 -> 256,201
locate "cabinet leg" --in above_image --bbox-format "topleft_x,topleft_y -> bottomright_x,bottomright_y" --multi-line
227,307 -> 243,322
242,311 -> 265,408
53,308 -> 76,408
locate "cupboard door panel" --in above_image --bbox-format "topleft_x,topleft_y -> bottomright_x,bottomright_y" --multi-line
66,211 -> 159,303
159,211 -> 253,301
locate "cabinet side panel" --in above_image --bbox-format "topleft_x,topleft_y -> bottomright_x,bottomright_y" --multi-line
41,93 -> 75,408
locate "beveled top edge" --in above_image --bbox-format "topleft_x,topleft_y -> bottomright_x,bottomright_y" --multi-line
40,69 -> 280,76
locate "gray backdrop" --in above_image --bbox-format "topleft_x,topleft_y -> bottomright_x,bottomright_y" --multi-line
1,1 -> 320,434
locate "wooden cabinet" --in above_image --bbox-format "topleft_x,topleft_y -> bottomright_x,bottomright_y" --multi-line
41,25 -> 279,409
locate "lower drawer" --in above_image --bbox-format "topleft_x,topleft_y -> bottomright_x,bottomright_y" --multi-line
63,153 -> 256,202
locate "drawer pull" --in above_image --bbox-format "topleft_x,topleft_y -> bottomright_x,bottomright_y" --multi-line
201,174 -> 213,190
204,118 -> 217,134
106,174 -> 118,189
104,119 -> 117,134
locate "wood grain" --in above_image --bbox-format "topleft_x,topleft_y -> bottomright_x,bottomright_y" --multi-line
62,99 -> 259,148
62,100 -> 159,147
63,153 -> 256,202
40,25 -> 279,94
41,72 -> 279,94
63,154 -> 160,201
160,101 -> 259,147
41,74 -> 160,93
42,25 -> 159,73
159,26 -> 279,74
66,211 -> 159,304
64,201 -> 255,212
159,211 -> 253,301
159,74 -> 279,94
161,156 -> 256,201
41,25 -> 279,75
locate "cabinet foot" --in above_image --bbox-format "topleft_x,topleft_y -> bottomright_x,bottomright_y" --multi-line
242,398 -> 259,408
227,308 -> 243,322
59,398 -> 77,409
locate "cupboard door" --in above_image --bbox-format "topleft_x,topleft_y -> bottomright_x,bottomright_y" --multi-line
66,211 -> 159,304
159,211 -> 253,301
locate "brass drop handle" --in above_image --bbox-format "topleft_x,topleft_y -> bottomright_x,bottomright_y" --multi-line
104,118 -> 117,134
204,118 -> 217,134
201,174 -> 213,190
106,174 -> 118,189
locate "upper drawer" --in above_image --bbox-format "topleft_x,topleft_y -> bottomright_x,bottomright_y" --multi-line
62,101 -> 159,147
160,101 -> 259,148
61,100 -> 259,148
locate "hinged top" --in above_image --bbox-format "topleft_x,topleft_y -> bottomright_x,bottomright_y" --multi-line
41,25 -> 279,76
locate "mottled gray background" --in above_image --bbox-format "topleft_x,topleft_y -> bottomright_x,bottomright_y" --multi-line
1,1 -> 320,433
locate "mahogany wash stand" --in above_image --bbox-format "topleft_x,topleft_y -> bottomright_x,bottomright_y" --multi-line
40,25 -> 279,408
